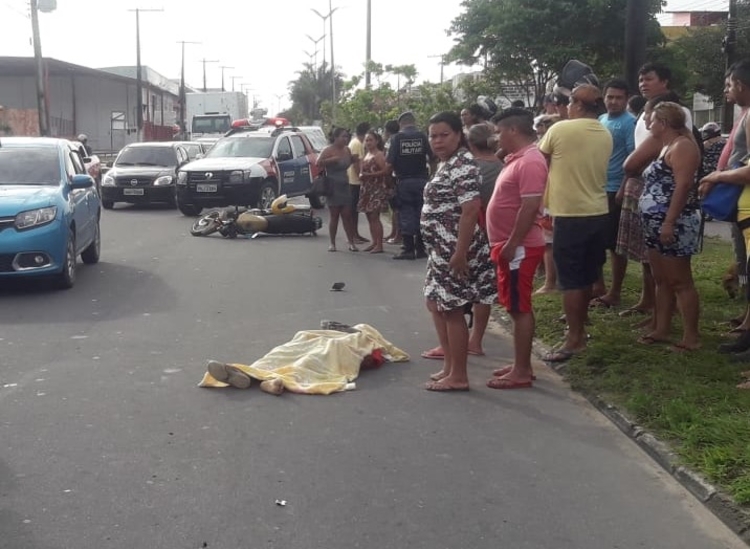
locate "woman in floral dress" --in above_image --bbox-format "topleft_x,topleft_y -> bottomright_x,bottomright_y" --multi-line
358,130 -> 390,253
637,101 -> 702,351
422,111 -> 497,392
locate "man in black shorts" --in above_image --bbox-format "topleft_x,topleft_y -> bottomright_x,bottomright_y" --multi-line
590,79 -> 637,308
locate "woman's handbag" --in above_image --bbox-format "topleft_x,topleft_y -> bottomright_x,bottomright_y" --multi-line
701,183 -> 742,221
311,171 -> 333,197
701,157 -> 749,221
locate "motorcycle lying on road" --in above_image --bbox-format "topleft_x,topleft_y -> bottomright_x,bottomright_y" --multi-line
189,195 -> 323,239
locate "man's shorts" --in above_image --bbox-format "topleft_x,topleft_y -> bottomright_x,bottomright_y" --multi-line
553,214 -> 608,291
490,244 -> 545,313
606,191 -> 622,251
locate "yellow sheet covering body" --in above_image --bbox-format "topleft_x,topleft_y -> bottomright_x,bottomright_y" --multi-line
198,324 -> 409,395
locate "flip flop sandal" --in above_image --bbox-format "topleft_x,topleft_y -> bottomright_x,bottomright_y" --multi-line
492,365 -> 536,380
486,377 -> 533,390
421,347 -> 444,359
544,349 -> 579,363
637,335 -> 670,345
589,296 -> 613,309
429,371 -> 449,381
618,307 -> 649,318
424,381 -> 470,392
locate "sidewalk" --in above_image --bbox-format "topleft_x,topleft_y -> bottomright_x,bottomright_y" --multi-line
705,219 -> 733,242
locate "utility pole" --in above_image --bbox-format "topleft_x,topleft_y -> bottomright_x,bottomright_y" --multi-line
723,0 -> 738,132
128,7 -> 163,142
177,40 -> 200,139
275,93 -> 285,115
428,54 -> 446,84
623,0 -> 647,97
230,75 -> 243,92
365,0 -> 372,88
30,0 -> 49,136
199,58 -> 219,92
329,0 -> 337,123
219,65 -> 234,92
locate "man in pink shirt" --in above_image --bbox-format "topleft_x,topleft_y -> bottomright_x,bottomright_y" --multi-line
485,108 -> 548,389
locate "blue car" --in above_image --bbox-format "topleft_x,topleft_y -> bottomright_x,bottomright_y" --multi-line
0,137 -> 101,289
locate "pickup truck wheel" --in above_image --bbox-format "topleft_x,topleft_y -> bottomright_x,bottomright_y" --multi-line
102,200 -> 114,210
177,198 -> 202,216
257,181 -> 277,210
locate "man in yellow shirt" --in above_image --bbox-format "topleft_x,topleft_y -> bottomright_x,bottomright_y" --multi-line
348,122 -> 370,243
537,84 -> 613,362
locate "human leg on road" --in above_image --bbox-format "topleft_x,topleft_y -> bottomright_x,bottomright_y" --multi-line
488,245 -> 542,388
328,205 -> 342,251
364,211 -> 384,253
425,301 -> 470,391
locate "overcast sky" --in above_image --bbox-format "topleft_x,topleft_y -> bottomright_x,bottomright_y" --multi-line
0,0 -> 729,112
0,0 -> 466,112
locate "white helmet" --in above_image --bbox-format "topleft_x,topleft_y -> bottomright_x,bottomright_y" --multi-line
77,133 -> 88,142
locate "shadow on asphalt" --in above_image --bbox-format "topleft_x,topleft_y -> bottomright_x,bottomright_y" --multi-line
0,260 -> 178,325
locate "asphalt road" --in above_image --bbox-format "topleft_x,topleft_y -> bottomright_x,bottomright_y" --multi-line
0,203 -> 744,549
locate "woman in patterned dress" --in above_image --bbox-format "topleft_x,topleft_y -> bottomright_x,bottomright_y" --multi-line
637,101 -> 702,351
358,130 -> 389,253
422,111 -> 497,392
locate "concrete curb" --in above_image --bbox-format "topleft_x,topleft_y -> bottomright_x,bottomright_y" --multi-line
493,310 -> 750,545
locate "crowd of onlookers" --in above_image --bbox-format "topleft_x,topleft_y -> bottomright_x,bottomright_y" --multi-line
314,59 -> 750,391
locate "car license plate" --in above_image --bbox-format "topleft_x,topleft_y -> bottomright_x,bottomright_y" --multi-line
123,188 -> 144,196
196,184 -> 218,193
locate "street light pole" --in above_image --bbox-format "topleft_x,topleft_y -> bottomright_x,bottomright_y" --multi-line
305,34 -> 324,68
128,7 -> 163,142
219,65 -> 234,92
365,0 -> 371,88
329,0 -> 336,123
30,0 -> 49,136
230,75 -> 243,92
310,8 -> 331,68
199,58 -> 219,92
177,40 -> 200,139
428,54 -> 446,84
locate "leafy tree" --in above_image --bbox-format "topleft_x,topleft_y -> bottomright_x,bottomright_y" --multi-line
287,62 -> 344,125
669,2 -> 750,103
447,0 -> 664,108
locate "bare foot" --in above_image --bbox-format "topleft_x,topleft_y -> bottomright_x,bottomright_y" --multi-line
670,341 -> 701,352
362,244 -> 375,252
369,248 -> 384,254
634,316 -> 654,330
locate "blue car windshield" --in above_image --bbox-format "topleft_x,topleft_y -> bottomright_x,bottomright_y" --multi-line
207,137 -> 274,158
0,148 -> 60,185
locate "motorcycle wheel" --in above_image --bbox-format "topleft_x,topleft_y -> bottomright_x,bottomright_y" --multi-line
190,212 -> 221,236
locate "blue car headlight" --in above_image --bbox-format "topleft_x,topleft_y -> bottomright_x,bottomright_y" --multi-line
15,206 -> 58,230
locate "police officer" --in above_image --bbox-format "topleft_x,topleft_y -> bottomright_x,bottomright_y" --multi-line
386,112 -> 435,260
